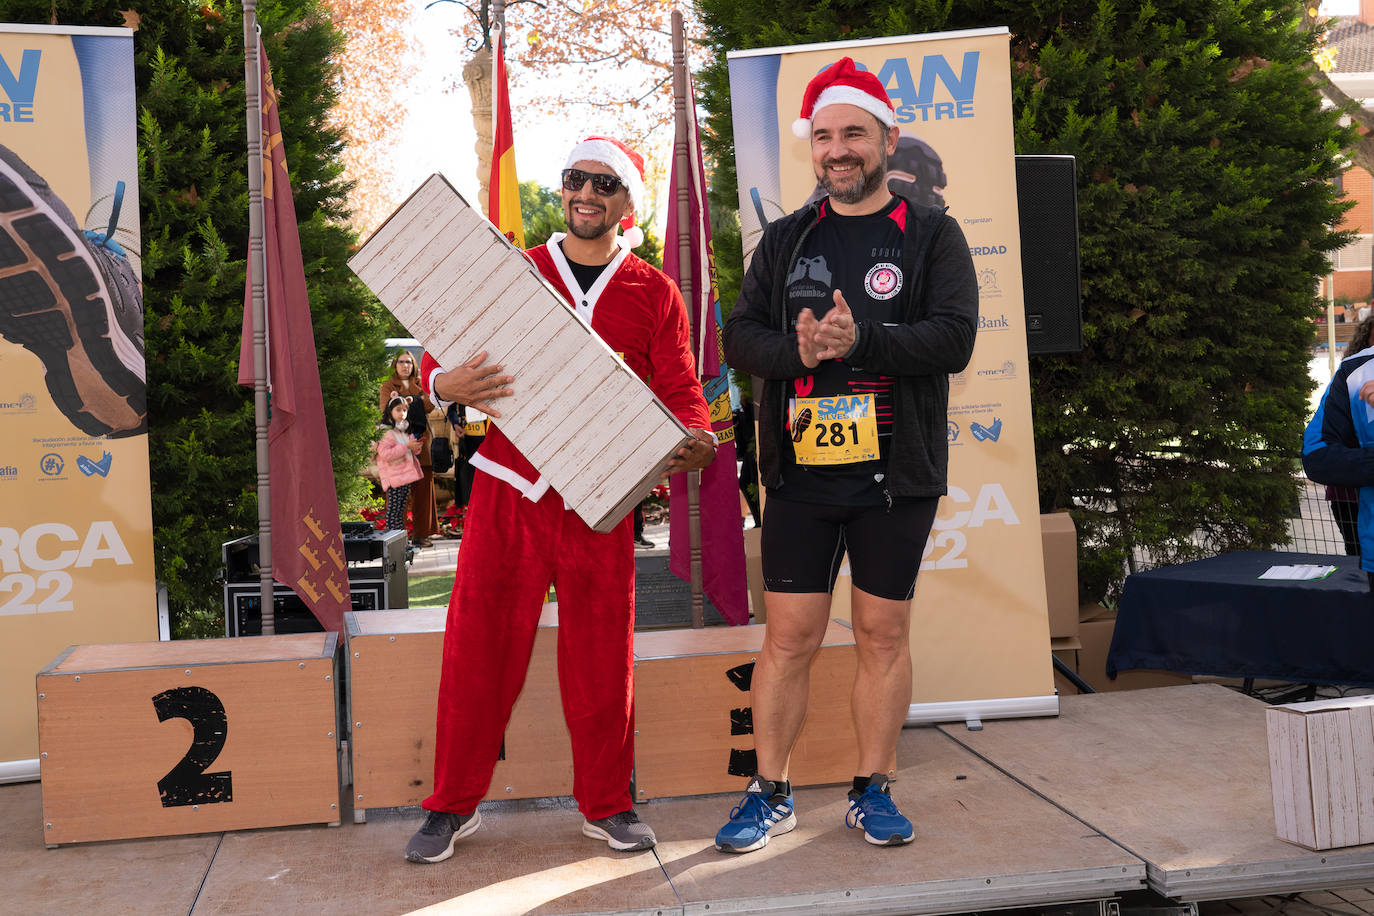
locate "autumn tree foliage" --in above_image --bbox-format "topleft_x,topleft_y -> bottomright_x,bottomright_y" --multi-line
320,0 -> 417,234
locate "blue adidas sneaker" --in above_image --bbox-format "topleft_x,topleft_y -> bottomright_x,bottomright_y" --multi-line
714,774 -> 796,853
846,773 -> 914,846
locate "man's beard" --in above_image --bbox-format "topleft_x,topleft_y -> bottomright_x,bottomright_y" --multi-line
818,147 -> 887,204
565,202 -> 613,240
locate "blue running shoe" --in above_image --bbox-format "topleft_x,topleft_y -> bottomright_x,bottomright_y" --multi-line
846,773 -> 914,846
714,774 -> 796,853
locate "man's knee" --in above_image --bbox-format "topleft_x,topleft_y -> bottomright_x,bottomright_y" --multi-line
761,617 -> 828,663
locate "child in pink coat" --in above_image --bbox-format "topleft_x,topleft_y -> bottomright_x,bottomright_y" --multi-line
377,394 -> 424,532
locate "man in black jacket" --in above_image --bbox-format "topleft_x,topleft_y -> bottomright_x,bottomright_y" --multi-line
715,57 -> 978,853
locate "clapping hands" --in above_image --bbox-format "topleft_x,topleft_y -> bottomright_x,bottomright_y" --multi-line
797,289 -> 857,368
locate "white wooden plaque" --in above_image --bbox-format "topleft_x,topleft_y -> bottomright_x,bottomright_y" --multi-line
349,174 -> 690,533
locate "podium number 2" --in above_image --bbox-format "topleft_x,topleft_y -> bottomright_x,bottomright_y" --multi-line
152,686 -> 234,807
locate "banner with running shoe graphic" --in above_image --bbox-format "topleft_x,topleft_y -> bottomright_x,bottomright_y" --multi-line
727,29 -> 1055,714
0,24 -> 155,775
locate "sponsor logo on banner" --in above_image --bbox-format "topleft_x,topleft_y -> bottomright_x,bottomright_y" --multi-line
977,360 -> 1017,380
0,392 -> 38,413
864,262 -> 902,300
963,216 -> 992,226
854,51 -> 980,123
922,482 -> 1023,571
0,48 -> 40,123
970,417 -> 1003,442
38,453 -> 64,478
969,244 -> 1007,257
977,313 -> 1009,331
977,266 -> 1002,297
949,370 -> 968,388
76,451 -> 113,478
947,420 -> 960,443
0,465 -> 16,481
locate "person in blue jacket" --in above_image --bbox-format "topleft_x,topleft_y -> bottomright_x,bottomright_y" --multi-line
1302,315 -> 1374,588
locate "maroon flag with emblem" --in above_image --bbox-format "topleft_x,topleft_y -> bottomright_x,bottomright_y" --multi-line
665,66 -> 748,626
237,41 -> 349,631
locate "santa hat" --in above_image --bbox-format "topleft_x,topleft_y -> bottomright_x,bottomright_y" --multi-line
564,136 -> 646,249
792,57 -> 896,139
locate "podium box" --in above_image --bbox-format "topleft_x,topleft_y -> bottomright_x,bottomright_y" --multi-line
1267,695 -> 1374,850
632,620 -> 859,800
37,633 -> 341,846
344,605 -> 571,822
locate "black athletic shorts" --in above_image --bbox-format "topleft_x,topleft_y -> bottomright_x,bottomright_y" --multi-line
761,494 -> 941,601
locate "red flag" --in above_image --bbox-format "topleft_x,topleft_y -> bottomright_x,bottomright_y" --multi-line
488,28 -> 524,245
665,67 -> 748,626
236,42 -> 350,631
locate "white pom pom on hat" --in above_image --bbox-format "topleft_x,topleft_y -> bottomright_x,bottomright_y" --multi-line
564,136 -> 646,249
791,57 -> 897,139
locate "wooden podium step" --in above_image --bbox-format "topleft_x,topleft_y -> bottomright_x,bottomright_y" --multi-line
37,633 -> 340,845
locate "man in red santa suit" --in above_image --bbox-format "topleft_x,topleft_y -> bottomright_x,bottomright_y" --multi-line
404,137 -> 717,864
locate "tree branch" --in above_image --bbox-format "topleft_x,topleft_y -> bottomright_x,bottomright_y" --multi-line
1309,66 -> 1374,173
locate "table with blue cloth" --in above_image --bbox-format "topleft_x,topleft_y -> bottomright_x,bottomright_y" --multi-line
1107,550 -> 1374,688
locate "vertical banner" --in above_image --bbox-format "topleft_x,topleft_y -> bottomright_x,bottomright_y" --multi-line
728,29 -> 1054,714
0,25 -> 155,777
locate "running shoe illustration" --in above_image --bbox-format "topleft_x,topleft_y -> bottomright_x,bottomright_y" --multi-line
791,406 -> 813,443
0,144 -> 146,438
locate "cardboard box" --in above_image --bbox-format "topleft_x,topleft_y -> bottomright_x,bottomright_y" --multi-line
1267,695 -> 1374,850
632,620 -> 860,799
37,634 -> 340,845
1050,636 -> 1084,696
1073,614 -> 1191,693
345,605 -> 571,820
1041,513 -> 1079,639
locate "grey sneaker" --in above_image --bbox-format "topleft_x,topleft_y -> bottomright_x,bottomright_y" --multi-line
404,809 -> 481,863
582,808 -> 657,851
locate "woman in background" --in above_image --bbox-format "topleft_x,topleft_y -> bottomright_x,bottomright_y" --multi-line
380,350 -> 439,547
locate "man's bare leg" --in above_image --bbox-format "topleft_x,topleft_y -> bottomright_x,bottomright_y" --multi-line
750,591 -> 832,781
849,586 -> 913,778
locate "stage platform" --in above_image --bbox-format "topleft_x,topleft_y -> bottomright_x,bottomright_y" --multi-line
940,684 -> 1374,901
2,685 -> 1372,915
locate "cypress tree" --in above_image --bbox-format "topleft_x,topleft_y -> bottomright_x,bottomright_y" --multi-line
0,0 -> 388,634
696,0 -> 1354,602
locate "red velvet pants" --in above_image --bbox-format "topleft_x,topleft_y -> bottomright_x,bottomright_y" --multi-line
422,470 -> 636,820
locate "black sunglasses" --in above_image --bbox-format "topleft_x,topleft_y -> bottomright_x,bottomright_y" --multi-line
561,168 -> 624,197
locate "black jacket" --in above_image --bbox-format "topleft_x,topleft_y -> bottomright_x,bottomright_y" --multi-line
723,191 -> 978,501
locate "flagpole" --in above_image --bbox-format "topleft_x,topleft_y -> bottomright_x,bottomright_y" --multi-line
244,2 -> 275,635
672,10 -> 705,628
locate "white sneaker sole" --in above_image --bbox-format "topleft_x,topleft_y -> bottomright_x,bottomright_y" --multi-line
715,810 -> 797,853
582,819 -> 657,851
405,810 -> 482,863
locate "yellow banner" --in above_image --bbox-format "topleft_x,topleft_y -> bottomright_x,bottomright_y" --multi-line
0,27 -> 155,772
728,29 -> 1053,706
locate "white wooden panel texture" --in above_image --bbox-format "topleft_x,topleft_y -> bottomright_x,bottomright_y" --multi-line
349,175 -> 690,531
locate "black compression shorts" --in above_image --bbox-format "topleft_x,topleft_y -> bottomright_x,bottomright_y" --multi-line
760,495 -> 940,601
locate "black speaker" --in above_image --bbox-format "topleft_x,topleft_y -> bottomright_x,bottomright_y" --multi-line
1015,155 -> 1083,355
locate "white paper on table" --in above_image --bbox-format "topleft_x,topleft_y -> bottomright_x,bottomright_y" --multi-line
1257,564 -> 1338,581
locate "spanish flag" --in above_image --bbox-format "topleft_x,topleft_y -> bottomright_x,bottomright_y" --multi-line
488,27 -> 523,246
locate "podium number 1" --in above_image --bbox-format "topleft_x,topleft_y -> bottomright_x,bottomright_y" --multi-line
152,686 -> 234,807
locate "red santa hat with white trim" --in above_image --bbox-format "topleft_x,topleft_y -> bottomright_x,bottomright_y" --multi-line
792,57 -> 896,139
564,136 -> 646,249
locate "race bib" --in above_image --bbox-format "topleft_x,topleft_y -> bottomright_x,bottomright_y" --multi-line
790,394 -> 878,465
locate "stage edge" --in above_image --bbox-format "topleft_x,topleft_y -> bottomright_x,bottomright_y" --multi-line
1151,848 -> 1374,902
906,694 -> 1060,729
677,861 -> 1146,916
